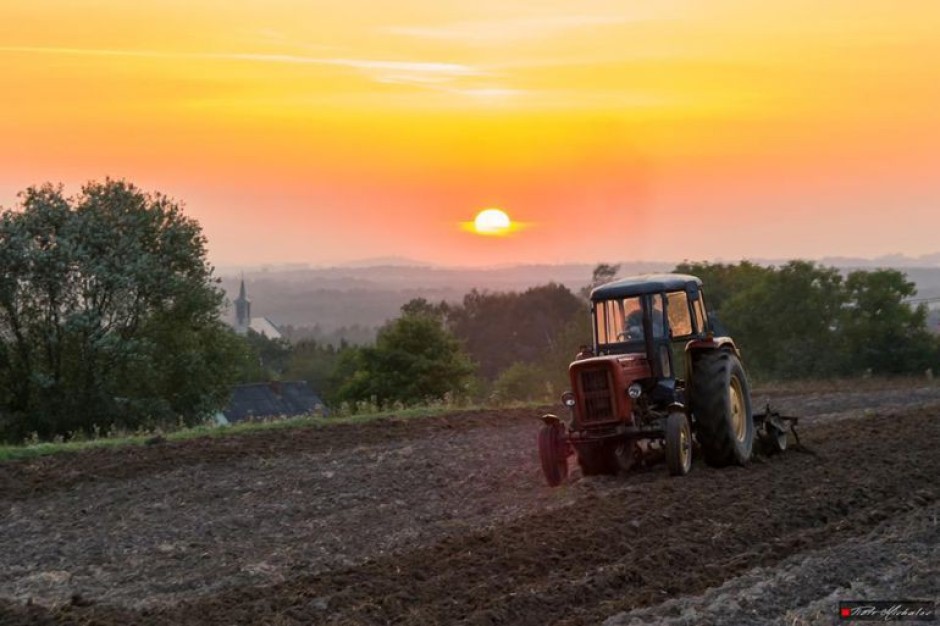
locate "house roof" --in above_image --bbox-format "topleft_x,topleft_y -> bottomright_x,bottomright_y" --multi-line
222,381 -> 327,422
249,316 -> 282,339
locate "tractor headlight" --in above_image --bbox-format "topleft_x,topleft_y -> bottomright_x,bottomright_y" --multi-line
561,391 -> 576,407
627,383 -> 643,400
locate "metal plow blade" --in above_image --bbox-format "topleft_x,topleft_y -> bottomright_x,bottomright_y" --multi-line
753,403 -> 801,453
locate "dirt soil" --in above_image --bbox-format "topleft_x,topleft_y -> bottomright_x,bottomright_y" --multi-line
1,385 -> 939,625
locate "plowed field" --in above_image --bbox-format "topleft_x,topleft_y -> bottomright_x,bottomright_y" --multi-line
2,385 -> 939,625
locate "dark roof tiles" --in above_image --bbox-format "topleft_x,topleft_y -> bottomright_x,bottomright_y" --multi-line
222,381 -> 327,422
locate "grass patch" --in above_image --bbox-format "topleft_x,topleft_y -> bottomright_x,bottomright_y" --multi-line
0,401 -> 544,463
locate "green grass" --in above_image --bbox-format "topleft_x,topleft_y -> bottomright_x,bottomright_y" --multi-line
0,401 -> 547,463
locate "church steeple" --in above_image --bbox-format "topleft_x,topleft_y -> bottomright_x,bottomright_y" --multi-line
234,276 -> 251,333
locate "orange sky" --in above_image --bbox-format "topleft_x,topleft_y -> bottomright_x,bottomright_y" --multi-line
1,0 -> 938,268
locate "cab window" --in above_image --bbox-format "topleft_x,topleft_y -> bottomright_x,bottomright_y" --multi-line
692,294 -> 708,334
666,291 -> 694,338
594,296 -> 642,344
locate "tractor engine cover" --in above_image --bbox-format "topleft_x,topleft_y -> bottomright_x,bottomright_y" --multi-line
568,354 -> 651,428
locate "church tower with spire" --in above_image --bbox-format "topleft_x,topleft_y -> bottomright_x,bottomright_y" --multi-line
234,277 -> 251,335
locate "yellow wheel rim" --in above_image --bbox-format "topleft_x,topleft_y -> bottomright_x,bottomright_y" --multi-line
730,376 -> 746,442
679,422 -> 691,469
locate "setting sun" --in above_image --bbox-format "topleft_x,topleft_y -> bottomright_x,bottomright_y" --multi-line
461,207 -> 523,237
474,208 -> 511,236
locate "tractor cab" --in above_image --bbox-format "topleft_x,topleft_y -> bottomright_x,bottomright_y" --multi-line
590,274 -> 709,384
574,274 -> 710,405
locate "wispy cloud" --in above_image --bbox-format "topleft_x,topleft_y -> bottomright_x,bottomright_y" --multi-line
0,45 -> 533,103
449,87 -> 525,99
0,46 -> 486,84
342,60 -> 489,90
384,14 -> 633,45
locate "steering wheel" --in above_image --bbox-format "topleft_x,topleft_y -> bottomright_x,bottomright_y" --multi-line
617,324 -> 643,341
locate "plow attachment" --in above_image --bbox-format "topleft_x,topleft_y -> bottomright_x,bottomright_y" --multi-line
753,403 -> 801,453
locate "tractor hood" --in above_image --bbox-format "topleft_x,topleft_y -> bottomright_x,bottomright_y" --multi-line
568,353 -> 652,427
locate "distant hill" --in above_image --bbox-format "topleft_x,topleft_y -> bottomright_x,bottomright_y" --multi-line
221,259 -> 940,343
219,262 -> 670,341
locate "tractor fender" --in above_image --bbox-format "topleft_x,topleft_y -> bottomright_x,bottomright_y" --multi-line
685,337 -> 741,360
541,413 -> 563,426
684,337 -> 743,396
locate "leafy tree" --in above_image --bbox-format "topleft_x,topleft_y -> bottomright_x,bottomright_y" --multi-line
674,260 -> 772,315
447,283 -> 586,380
233,330 -> 292,382
492,362 -> 550,403
501,313 -> 595,403
721,261 -> 846,379
400,297 -> 449,320
335,304 -> 475,407
116,316 -> 249,429
0,180 -> 238,441
675,260 -> 940,380
580,263 -> 620,298
282,339 -> 355,403
841,269 -> 938,374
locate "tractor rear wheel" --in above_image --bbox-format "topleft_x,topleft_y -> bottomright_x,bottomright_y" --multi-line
665,412 -> 693,476
576,442 -> 618,476
691,351 -> 755,467
537,423 -> 569,487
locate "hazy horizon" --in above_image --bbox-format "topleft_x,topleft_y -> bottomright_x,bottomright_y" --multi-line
2,1 -> 938,268
215,251 -> 940,275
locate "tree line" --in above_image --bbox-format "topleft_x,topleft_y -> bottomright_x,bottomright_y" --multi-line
2,179 -> 937,442
677,260 -> 940,380
240,282 -> 591,409
244,258 -> 940,409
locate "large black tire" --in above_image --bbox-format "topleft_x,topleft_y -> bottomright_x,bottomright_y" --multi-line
538,423 -> 569,487
690,351 -> 755,467
665,412 -> 693,476
576,442 -> 618,476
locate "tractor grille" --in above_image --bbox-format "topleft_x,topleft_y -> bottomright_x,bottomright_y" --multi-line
579,368 -> 614,422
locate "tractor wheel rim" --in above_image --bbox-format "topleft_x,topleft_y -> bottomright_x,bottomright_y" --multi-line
730,376 -> 746,442
680,422 -> 691,469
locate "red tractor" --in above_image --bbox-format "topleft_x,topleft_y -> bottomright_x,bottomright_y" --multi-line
538,274 -> 795,486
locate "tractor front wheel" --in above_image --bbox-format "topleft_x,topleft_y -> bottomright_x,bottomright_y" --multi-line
691,351 -> 755,467
537,423 -> 569,487
665,412 -> 693,476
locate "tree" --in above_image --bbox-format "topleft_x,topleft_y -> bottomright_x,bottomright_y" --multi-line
674,260 -> 771,314
673,260 -> 940,380
538,314 -> 594,394
0,180 -> 239,441
492,362 -> 550,403
580,263 -> 620,298
233,330 -> 292,382
841,269 -> 938,374
447,283 -> 586,380
400,297 -> 449,320
283,338 -> 356,404
335,304 -> 475,407
721,261 -> 846,379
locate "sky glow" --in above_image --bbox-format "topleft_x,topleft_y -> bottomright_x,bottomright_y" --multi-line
1,1 -> 938,267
